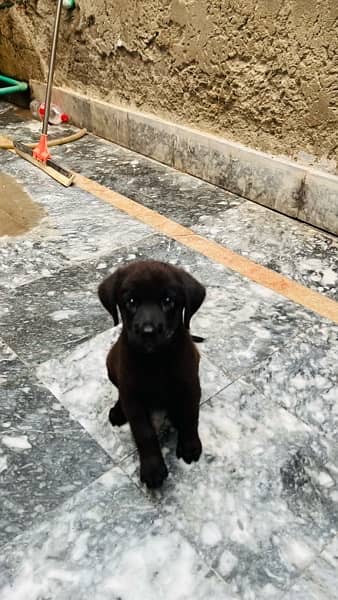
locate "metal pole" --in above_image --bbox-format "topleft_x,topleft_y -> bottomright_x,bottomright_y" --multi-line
42,0 -> 63,135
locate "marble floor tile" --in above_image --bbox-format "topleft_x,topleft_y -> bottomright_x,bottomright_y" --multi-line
0,153 -> 152,263
71,232 -> 238,296
283,554 -> 338,599
36,328 -> 133,461
122,379 -> 338,598
0,104 -> 77,144
0,238 -> 70,290
0,339 -> 113,548
36,327 -> 230,461
321,534 -> 338,567
305,553 -> 338,599
0,467 -> 234,600
3,110 -> 336,303
282,578 -> 336,600
192,283 -> 319,376
1,231 -> 319,374
1,105 -> 336,600
283,536 -> 338,600
0,265 -> 111,364
65,234 -> 321,377
54,130 -> 338,299
246,320 -> 338,440
53,134 -> 244,227
193,202 -> 338,300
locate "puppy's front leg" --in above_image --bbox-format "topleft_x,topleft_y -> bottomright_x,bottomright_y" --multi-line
123,402 -> 168,489
174,387 -> 202,465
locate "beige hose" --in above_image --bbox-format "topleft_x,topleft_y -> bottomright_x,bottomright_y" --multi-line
0,128 -> 87,150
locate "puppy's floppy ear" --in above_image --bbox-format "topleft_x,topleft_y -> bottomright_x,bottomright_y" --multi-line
178,269 -> 206,329
98,270 -> 121,326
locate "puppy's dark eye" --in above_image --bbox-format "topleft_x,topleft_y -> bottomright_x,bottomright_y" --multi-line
162,296 -> 174,311
126,297 -> 137,312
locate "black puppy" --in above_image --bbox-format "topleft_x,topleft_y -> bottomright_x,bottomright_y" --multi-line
98,260 -> 206,488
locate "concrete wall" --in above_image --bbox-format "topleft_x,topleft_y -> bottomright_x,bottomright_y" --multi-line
1,0 -> 338,170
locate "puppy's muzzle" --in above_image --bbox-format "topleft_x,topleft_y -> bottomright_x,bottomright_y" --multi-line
132,310 -> 168,352
134,319 -> 164,341
135,321 -> 157,335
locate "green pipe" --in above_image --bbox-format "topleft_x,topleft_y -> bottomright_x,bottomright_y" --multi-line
0,74 -> 28,96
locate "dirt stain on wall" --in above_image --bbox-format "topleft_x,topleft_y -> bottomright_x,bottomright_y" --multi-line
0,173 -> 45,236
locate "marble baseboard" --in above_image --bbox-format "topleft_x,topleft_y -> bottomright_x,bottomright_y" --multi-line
31,81 -> 338,236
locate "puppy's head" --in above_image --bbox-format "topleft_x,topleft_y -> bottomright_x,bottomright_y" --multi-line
98,260 -> 205,353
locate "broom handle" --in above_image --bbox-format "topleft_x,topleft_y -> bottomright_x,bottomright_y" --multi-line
42,0 -> 63,135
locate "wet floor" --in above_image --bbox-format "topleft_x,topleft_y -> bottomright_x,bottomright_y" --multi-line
0,172 -> 44,236
0,101 -> 338,600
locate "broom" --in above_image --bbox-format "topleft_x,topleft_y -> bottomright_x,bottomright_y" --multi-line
13,0 -> 74,187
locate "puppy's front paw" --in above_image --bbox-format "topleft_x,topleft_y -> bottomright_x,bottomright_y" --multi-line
140,456 -> 169,489
176,436 -> 202,464
108,403 -> 127,427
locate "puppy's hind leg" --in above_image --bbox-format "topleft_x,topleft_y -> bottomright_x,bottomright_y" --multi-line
109,399 -> 127,427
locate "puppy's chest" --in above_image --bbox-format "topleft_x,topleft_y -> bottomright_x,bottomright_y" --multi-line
135,366 -> 177,407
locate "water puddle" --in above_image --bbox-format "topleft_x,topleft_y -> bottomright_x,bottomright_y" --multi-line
0,172 -> 45,236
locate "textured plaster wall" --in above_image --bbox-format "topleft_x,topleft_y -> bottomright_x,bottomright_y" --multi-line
1,0 -> 337,168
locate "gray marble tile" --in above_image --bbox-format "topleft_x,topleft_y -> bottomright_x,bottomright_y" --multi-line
282,577 -> 335,600
0,467 -> 234,600
0,216 -> 321,379
193,201 -> 338,300
41,133 -> 173,199
36,327 -> 230,461
53,134 -> 244,226
68,233 -> 321,377
306,554 -> 338,598
192,284 -> 318,376
5,115 -> 335,304
0,238 -> 70,290
0,149 -> 152,297
122,379 -> 338,598
246,321 -> 338,440
0,104 -> 77,144
283,555 -> 338,599
321,534 -> 338,568
36,328 -> 133,461
0,265 -> 111,364
0,338 -> 113,548
0,153 -> 152,263
54,130 -> 338,297
71,232 -> 238,296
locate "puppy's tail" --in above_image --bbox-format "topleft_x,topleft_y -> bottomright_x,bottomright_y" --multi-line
191,334 -> 205,343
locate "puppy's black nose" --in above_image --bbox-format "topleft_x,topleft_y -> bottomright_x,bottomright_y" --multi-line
141,322 -> 155,335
